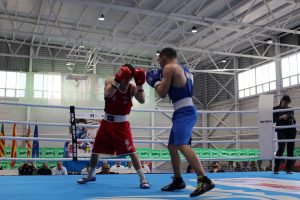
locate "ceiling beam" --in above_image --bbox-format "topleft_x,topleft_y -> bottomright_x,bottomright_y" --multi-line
62,0 -> 300,36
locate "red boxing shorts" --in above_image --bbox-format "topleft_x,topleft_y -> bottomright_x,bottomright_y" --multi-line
92,120 -> 136,156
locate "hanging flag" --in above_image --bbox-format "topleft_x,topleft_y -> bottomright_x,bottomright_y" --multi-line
10,124 -> 17,168
32,125 -> 39,158
0,123 -> 5,158
26,126 -> 31,158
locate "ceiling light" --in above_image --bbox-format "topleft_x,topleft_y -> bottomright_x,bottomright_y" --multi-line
156,51 -> 160,56
221,60 -> 227,63
267,39 -> 273,44
66,61 -> 75,66
98,14 -> 105,21
191,26 -> 197,33
79,45 -> 85,49
67,66 -> 72,70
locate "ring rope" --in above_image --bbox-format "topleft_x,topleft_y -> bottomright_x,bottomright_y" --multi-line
0,120 -> 259,130
0,157 -> 261,162
0,136 -> 263,144
0,101 -> 258,114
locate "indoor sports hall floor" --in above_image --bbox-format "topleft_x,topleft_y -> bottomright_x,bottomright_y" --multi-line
0,172 -> 299,200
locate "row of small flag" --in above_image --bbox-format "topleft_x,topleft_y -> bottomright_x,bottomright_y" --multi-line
0,123 -> 39,168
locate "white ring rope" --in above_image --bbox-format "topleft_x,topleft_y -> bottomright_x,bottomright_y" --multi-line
274,156 -> 300,160
0,120 -> 258,131
0,120 -> 69,127
0,101 -> 258,114
0,136 -> 261,144
2,101 -> 300,113
2,135 -> 299,144
273,139 -> 300,142
272,107 -> 300,112
274,124 -> 300,129
0,157 -> 260,162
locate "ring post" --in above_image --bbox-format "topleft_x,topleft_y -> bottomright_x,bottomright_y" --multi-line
70,106 -> 78,161
258,94 -> 274,160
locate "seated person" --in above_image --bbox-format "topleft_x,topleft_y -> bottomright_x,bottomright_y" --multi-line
257,160 -> 263,171
81,163 -> 101,175
141,161 -> 150,173
186,164 -> 195,173
19,162 -> 36,175
228,161 -> 234,171
209,161 -> 225,173
37,162 -> 52,175
249,161 -> 258,171
110,161 -> 125,169
52,161 -> 67,175
98,163 -> 118,174
125,161 -> 136,173
235,162 -> 242,172
242,161 -> 249,172
81,164 -> 89,175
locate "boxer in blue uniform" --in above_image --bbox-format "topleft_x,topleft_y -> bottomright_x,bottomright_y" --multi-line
146,48 -> 214,197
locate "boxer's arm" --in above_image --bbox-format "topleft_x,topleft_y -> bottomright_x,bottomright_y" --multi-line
132,85 -> 145,104
155,64 -> 173,98
104,79 -> 117,98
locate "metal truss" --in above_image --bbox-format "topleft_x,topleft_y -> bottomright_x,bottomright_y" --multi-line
2,0 -> 298,71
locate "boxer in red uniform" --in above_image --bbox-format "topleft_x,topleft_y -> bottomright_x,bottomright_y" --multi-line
77,64 -> 150,189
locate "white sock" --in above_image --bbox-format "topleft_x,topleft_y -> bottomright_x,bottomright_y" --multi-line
137,168 -> 146,183
86,167 -> 96,178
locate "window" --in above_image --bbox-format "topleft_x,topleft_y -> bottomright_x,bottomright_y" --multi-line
34,74 -> 61,99
0,71 -> 26,98
98,78 -> 105,100
238,62 -> 276,98
281,52 -> 300,87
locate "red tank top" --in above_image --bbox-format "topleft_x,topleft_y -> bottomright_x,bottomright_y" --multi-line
104,84 -> 133,115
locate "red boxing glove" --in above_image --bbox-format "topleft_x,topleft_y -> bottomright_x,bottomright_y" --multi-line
112,66 -> 133,89
115,66 -> 133,82
134,68 -> 146,86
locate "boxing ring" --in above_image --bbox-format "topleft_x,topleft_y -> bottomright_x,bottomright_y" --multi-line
0,172 -> 300,200
0,97 -> 300,200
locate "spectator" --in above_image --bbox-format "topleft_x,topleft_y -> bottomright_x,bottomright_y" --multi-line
257,160 -> 263,171
228,161 -> 234,172
19,162 -> 36,175
235,162 -> 242,172
125,161 -> 135,173
265,161 -> 272,171
98,163 -> 118,174
209,161 -> 225,173
125,161 -> 134,170
249,161 -> 257,171
110,161 -> 125,169
273,95 -> 297,174
80,163 -> 90,175
141,161 -> 150,173
37,162 -> 52,175
242,161 -> 249,172
186,164 -> 195,173
52,161 -> 67,175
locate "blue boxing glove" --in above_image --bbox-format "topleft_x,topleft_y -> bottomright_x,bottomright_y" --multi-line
146,68 -> 162,88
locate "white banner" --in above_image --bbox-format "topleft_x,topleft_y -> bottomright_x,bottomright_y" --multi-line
258,94 -> 274,160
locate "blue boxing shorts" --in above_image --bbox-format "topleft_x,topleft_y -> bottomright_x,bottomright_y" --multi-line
169,106 -> 197,146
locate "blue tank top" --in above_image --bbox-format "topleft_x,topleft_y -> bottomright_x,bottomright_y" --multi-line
168,65 -> 193,103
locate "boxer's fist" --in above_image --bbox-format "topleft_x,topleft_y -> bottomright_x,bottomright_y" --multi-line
112,65 -> 133,89
134,68 -> 146,86
115,66 -> 133,83
146,68 -> 162,88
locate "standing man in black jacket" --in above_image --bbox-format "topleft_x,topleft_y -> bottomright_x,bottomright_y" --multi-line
273,95 -> 297,174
